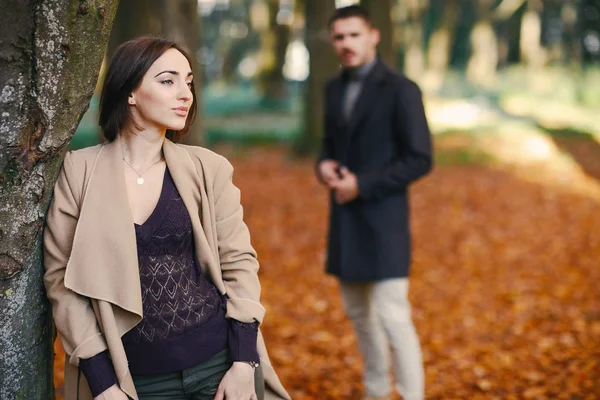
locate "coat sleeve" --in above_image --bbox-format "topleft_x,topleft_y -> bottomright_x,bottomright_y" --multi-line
213,158 -> 265,325
43,152 -> 109,366
316,82 -> 336,182
357,79 -> 433,201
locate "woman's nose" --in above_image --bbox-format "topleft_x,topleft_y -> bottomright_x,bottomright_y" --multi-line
178,83 -> 192,101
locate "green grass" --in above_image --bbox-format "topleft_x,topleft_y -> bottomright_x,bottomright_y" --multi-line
434,147 -> 491,166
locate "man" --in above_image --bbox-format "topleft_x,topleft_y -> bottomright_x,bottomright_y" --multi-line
316,6 -> 433,400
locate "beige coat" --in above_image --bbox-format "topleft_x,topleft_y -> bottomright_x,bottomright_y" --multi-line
43,136 -> 290,400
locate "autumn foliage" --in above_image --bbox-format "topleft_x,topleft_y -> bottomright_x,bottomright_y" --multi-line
54,146 -> 600,399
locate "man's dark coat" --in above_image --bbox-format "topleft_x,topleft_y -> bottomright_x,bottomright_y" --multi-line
319,60 -> 433,282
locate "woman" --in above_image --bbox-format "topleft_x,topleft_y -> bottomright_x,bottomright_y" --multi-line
43,37 -> 290,400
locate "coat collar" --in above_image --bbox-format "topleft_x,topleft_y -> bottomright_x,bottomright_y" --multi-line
344,59 -> 387,136
64,136 -> 223,327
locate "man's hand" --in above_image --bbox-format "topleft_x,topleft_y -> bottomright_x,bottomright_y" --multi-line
330,167 -> 359,204
93,384 -> 128,400
214,362 -> 257,400
318,159 -> 341,186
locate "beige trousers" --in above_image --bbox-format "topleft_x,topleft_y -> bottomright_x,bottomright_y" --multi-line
340,278 -> 424,400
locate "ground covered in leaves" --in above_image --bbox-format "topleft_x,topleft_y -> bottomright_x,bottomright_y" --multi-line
54,145 -> 600,399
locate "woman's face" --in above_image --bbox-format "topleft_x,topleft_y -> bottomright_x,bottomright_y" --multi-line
129,48 -> 194,133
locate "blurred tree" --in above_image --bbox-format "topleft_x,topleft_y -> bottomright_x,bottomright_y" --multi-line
398,0 -> 427,80
219,1 -> 255,84
466,0 -> 499,86
362,0 -> 395,66
107,0 -> 162,57
0,1 -> 118,398
257,0 -> 292,104
448,1 -> 476,68
541,0 -> 568,63
493,0 -> 527,67
519,0 -> 545,68
425,0 -> 460,88
561,0 -> 584,66
581,0 -> 600,64
300,0 -> 338,154
108,0 -> 204,145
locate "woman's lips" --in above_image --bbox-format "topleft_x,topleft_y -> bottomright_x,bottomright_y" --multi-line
172,107 -> 188,117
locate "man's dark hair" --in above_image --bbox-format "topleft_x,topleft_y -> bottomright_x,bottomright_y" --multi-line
328,5 -> 372,29
99,36 -> 198,142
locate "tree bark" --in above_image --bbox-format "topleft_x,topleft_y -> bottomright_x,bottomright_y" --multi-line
0,1 -> 118,398
299,0 -> 338,154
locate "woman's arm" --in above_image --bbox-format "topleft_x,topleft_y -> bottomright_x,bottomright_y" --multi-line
212,158 -> 265,324
228,319 -> 260,364
212,157 -> 263,399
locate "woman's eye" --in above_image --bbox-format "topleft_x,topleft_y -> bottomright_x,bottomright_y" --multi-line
160,79 -> 174,85
187,81 -> 194,88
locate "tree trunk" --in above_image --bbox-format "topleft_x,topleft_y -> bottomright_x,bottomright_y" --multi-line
362,0 -> 395,67
165,1 -> 204,146
560,0 -> 582,67
425,0 -> 460,89
257,0 -> 292,104
107,0 -> 163,58
399,0 -> 427,80
520,0 -> 545,68
0,1 -> 118,398
466,0 -> 498,86
493,0 -> 527,67
299,0 -> 338,154
540,0 -> 563,63
108,0 -> 204,145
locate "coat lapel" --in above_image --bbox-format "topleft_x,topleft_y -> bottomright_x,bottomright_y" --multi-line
162,140 -> 224,294
64,136 -> 142,319
329,78 -> 345,132
345,61 -> 387,137
64,138 -> 228,327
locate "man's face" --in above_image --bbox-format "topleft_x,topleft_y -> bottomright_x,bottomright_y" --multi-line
330,17 -> 380,68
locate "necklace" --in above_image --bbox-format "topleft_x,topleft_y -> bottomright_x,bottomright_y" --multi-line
122,155 -> 163,185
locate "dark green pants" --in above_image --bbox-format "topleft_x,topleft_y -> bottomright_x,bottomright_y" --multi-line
132,350 -> 265,400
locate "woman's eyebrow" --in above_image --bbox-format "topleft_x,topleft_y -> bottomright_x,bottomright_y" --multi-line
154,70 -> 194,78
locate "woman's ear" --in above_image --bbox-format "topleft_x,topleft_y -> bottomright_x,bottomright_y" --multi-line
128,94 -> 135,105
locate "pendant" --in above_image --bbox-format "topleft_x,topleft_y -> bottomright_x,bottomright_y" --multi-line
137,177 -> 144,185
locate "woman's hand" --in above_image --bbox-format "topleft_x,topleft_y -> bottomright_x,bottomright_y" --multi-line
214,362 -> 257,400
93,384 -> 129,400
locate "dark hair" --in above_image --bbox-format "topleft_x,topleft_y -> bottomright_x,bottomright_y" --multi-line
328,5 -> 372,29
99,36 -> 197,142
